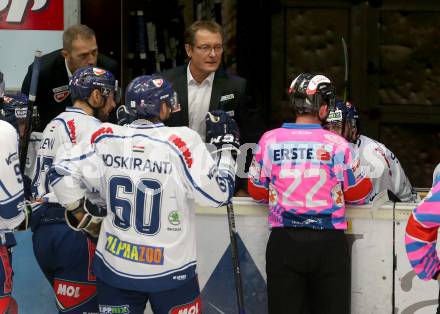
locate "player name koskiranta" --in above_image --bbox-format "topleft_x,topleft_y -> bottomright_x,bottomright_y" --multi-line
101,154 -> 173,174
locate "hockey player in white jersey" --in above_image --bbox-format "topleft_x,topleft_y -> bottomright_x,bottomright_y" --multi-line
1,92 -> 42,198
49,75 -> 238,314
0,94 -> 29,313
30,66 -> 118,313
326,100 -> 419,202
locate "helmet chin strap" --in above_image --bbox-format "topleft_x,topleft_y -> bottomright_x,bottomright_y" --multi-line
86,94 -> 106,119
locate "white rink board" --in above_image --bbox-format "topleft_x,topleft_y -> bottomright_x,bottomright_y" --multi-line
13,196 -> 438,314
394,204 -> 440,314
190,196 -> 436,314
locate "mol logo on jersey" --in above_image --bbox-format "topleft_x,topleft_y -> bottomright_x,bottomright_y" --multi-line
54,279 -> 97,310
0,0 -> 63,30
170,296 -> 201,314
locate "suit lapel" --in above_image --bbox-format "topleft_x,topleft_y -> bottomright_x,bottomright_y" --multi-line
209,71 -> 225,111
167,67 -> 189,127
175,72 -> 189,126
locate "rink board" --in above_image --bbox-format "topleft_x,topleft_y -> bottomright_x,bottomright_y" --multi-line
12,197 -> 439,314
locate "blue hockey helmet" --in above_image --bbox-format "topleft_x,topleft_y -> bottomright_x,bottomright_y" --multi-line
0,93 -> 29,131
123,75 -> 180,121
288,73 -> 336,115
345,101 -> 360,131
325,100 -> 360,142
69,66 -> 119,103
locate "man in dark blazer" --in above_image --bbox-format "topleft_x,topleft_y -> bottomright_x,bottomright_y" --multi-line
162,20 -> 262,194
21,24 -> 118,131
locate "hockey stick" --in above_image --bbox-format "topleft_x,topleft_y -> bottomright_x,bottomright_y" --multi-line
389,191 -> 398,314
226,202 -> 246,314
341,36 -> 349,102
0,70 -> 4,108
19,50 -> 42,173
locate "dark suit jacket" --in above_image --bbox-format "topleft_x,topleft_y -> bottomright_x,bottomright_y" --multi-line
21,49 -> 118,131
161,64 -> 263,190
161,64 -> 261,144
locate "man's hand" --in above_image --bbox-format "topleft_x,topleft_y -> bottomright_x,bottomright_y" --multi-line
64,198 -> 106,238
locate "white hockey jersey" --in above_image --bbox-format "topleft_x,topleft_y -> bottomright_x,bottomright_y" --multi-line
0,120 -> 26,245
433,163 -> 440,186
31,107 -> 101,205
50,120 -> 235,292
355,134 -> 418,202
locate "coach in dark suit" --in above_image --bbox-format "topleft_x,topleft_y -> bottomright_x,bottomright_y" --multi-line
162,20 -> 262,194
21,24 -> 118,131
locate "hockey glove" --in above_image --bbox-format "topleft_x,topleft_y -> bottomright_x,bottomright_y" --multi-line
64,197 -> 106,238
205,110 -> 240,152
116,105 -> 133,126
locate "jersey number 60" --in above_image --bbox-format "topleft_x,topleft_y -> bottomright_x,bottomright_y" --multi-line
109,176 -> 162,236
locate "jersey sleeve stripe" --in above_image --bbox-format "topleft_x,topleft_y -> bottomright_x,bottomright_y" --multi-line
0,189 -> 23,205
0,181 -> 12,198
52,118 -> 73,143
344,177 -> 372,203
248,179 -> 269,203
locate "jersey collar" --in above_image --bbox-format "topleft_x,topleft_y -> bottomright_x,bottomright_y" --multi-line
282,123 -> 322,129
66,107 -> 88,115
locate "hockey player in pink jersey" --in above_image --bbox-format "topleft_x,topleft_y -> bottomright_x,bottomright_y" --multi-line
48,75 -> 238,313
248,73 -> 372,314
405,175 -> 440,313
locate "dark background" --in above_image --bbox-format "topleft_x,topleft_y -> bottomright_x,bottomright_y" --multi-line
81,0 -> 440,188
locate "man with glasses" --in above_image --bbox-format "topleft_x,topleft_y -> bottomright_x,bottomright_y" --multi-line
162,20 -> 262,195
21,24 -> 119,131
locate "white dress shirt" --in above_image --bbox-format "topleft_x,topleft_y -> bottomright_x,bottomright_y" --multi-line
187,64 -> 215,141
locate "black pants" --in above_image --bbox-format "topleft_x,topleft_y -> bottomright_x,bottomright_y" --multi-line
266,228 -> 350,314
437,288 -> 440,314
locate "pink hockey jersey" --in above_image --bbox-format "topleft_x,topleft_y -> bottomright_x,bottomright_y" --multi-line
405,176 -> 440,280
248,123 -> 372,230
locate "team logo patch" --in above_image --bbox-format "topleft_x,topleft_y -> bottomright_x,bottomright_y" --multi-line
93,68 -> 106,76
331,184 -> 344,207
53,85 -> 70,103
168,210 -> 181,226
269,184 -> 278,205
54,90 -> 70,103
54,279 -> 97,311
99,304 -> 130,313
220,93 -> 235,102
152,78 -> 163,88
316,146 -> 331,161
169,296 -> 201,314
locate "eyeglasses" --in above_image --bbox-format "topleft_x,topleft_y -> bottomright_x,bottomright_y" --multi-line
194,44 -> 223,54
